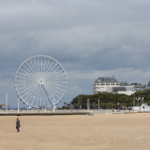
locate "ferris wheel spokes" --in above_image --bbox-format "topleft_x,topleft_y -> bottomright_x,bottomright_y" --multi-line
27,83 -> 56,109
29,84 -> 41,109
29,59 -> 37,73
42,83 -> 55,108
45,60 -> 55,72
42,58 -> 47,72
15,55 -> 67,109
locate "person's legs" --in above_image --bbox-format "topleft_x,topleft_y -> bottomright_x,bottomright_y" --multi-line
16,127 -> 19,132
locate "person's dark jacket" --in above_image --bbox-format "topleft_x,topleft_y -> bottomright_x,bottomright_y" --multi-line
16,120 -> 20,128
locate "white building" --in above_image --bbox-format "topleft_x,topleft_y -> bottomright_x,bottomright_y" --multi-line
93,76 -> 135,95
132,82 -> 150,91
141,103 -> 150,111
133,103 -> 150,112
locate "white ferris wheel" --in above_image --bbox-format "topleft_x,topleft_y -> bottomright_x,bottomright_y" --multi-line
14,55 -> 67,109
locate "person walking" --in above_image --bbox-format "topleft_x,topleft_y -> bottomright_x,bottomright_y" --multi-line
16,118 -> 20,132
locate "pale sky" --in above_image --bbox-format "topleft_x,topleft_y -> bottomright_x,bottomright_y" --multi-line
0,0 -> 150,107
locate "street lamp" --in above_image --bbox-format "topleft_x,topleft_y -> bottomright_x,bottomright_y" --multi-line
87,99 -> 90,110
93,102 -> 96,109
135,97 -> 144,112
18,99 -> 20,113
98,99 -> 100,110
141,97 -> 144,104
124,101 -> 125,112
135,98 -> 139,106
133,93 -> 135,111
118,102 -> 119,111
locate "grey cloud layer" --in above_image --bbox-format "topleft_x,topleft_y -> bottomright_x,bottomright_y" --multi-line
0,0 -> 150,106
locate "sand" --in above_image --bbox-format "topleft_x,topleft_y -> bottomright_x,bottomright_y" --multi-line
0,113 -> 150,150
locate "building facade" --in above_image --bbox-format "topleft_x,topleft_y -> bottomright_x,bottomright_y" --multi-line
133,82 -> 150,91
93,76 -> 135,95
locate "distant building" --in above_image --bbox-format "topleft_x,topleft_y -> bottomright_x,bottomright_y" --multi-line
93,76 -> 135,95
132,82 -> 150,91
141,103 -> 150,111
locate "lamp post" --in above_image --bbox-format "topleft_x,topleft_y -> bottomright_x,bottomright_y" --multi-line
135,98 -> 139,107
141,97 -> 144,104
133,94 -> 135,112
87,99 -> 90,110
118,102 -> 119,111
124,101 -> 125,112
135,97 -> 144,112
138,97 -> 141,112
6,93 -> 8,112
135,98 -> 140,111
93,102 -> 95,110
18,99 -> 20,113
98,99 -> 100,110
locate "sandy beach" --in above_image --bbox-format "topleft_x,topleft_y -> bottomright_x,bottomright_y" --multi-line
0,113 -> 150,150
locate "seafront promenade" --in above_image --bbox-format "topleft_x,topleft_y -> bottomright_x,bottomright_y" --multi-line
0,109 -> 111,115
0,109 -> 140,116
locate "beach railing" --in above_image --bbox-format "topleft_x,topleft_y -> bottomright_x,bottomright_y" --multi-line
0,109 -> 113,114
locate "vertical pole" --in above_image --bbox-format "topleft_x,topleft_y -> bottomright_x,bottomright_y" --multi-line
99,100 -> 100,110
134,94 -> 135,112
134,94 -> 135,106
124,101 -> 125,112
6,93 -> 7,112
87,99 -> 88,110
78,96 -> 79,110
87,99 -> 89,110
140,98 -> 141,112
142,97 -> 144,104
18,99 -> 19,113
93,102 -> 94,110
138,98 -> 139,112
138,100 -> 140,112
98,99 -> 99,110
80,96 -> 82,109
53,105 -> 55,113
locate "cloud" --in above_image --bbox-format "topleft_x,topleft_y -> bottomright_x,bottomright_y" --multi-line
0,0 -> 150,107
67,68 -> 150,83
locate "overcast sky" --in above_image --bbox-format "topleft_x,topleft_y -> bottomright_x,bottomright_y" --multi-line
0,0 -> 150,108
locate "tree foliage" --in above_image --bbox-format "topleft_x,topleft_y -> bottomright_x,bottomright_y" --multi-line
70,90 -> 150,109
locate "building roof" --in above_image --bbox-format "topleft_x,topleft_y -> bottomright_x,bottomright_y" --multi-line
134,85 -> 146,88
94,76 -> 119,83
94,76 -> 131,86
120,81 -> 130,86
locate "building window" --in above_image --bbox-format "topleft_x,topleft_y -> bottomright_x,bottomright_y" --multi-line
126,87 -> 134,91
97,84 -> 99,85
106,87 -> 112,92
101,84 -> 105,85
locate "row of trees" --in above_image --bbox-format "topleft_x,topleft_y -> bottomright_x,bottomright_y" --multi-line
58,90 -> 150,109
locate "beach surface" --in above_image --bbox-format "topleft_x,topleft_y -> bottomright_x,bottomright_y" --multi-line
0,113 -> 150,150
